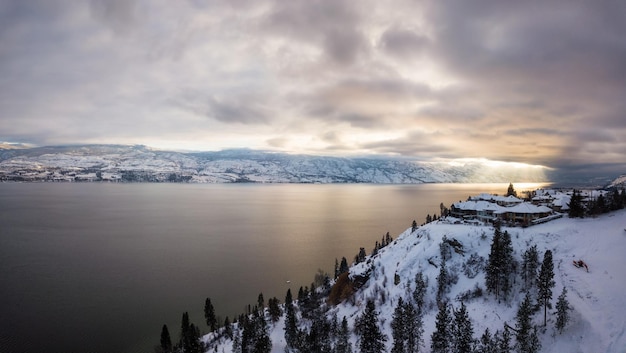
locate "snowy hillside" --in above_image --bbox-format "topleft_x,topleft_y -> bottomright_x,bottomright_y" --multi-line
202,209 -> 626,353
609,175 -> 626,189
0,145 -> 549,183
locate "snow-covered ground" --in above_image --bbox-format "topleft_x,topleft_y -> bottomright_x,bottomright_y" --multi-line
205,208 -> 626,353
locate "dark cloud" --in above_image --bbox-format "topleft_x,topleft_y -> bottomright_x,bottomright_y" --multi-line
171,90 -> 271,125
89,0 -> 138,34
261,0 -> 368,66
379,27 -> 429,59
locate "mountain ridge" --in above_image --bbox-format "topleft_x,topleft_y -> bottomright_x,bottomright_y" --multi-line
0,144 -> 550,184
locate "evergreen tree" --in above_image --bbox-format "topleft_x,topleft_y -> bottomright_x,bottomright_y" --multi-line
521,245 -> 540,291
486,227 -> 516,300
253,310 -> 272,353
187,323 -> 202,353
391,297 -> 407,353
515,293 -> 534,353
412,220 -> 418,232
160,324 -> 172,353
339,257 -> 349,276
527,326 -> 541,353
257,293 -> 265,312
440,236 -> 452,261
335,316 -> 353,353
204,297 -> 217,331
436,257 -> 449,305
568,190 -> 585,218
179,312 -> 191,351
356,299 -> 387,353
413,272 -> 428,315
610,189 -> 623,210
430,303 -> 452,353
507,183 -> 518,197
268,297 -> 282,323
493,323 -> 512,353
452,302 -> 474,353
355,247 -> 367,264
334,258 -> 340,279
224,316 -> 233,339
555,287 -> 571,334
498,326 -> 513,353
284,289 -> 300,352
485,227 -> 503,298
305,306 -> 332,353
478,328 -> 497,353
404,299 -> 423,353
385,232 -> 393,246
537,250 -> 555,326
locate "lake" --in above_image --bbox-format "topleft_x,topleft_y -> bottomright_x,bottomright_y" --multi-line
0,182 -> 547,353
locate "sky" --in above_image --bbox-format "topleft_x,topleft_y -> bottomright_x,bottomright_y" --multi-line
1,0 -> 625,178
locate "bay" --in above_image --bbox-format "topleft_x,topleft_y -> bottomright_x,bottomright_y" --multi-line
0,182 -> 547,353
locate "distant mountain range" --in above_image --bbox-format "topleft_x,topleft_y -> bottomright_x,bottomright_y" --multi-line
0,144 -> 559,184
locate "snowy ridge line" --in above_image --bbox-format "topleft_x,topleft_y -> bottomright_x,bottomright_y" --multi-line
0,145 -> 550,183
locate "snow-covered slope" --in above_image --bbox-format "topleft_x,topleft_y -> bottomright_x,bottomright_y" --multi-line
205,209 -> 626,353
0,145 -> 549,183
609,175 -> 626,189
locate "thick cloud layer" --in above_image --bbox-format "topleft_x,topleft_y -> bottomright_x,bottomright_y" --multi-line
1,0 -> 625,178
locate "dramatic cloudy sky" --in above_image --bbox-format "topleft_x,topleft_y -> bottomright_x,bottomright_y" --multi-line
1,0 -> 625,177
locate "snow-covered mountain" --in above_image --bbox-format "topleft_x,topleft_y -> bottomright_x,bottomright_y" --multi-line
203,207 -> 626,353
0,144 -> 548,183
609,175 -> 626,188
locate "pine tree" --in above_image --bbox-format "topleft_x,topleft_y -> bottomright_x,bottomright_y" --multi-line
430,303 -> 452,353
507,183 -> 518,197
305,306 -> 332,353
268,297 -> 282,322
498,326 -> 513,353
284,289 -> 300,352
412,272 -> 428,315
486,227 -> 516,300
452,302 -> 474,353
339,257 -> 349,275
555,287 -> 571,334
412,220 -> 418,232
204,297 -> 217,332
537,249 -> 555,326
404,299 -> 423,353
486,227 -> 503,298
521,245 -> 540,291
253,310 -> 271,353
499,230 -> 516,298
515,293 -> 533,353
478,328 -> 497,353
180,312 -> 191,351
160,324 -> 172,353
356,299 -> 387,353
335,316 -> 353,353
568,190 -> 585,218
436,257 -> 449,305
257,293 -> 265,312
224,316 -> 233,339
528,326 -> 541,353
391,297 -> 407,353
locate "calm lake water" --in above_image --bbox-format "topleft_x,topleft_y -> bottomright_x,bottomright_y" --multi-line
0,182 -> 547,353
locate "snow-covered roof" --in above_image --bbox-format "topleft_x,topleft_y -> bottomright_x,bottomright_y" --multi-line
470,193 -> 523,203
494,203 -> 553,214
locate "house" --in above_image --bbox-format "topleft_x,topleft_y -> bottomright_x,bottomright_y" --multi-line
494,203 -> 554,225
450,192 -> 557,226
